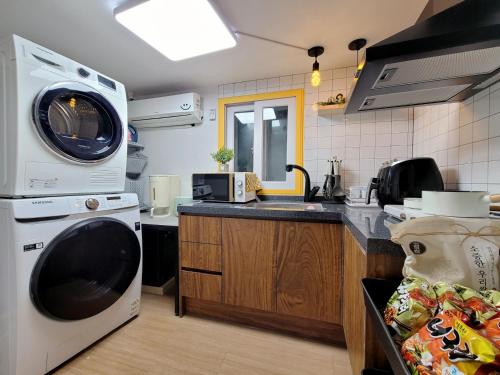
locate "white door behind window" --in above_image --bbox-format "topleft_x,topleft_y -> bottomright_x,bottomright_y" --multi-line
226,97 -> 296,191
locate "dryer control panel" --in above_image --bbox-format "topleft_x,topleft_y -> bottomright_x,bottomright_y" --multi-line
11,193 -> 139,219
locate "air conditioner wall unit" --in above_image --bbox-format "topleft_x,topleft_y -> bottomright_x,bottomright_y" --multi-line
128,92 -> 203,128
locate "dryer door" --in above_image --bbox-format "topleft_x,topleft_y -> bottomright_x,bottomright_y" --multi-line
32,81 -> 123,163
30,217 -> 141,321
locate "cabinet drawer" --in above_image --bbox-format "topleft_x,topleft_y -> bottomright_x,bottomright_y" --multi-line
179,215 -> 221,244
180,242 -> 221,272
181,271 -> 221,302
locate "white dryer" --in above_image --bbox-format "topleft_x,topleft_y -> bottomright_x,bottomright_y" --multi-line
0,34 -> 127,197
0,193 -> 142,375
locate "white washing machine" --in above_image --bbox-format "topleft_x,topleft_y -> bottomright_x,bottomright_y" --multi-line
0,193 -> 142,375
0,34 -> 127,197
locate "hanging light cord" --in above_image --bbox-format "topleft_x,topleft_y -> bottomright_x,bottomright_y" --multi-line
233,30 -> 308,51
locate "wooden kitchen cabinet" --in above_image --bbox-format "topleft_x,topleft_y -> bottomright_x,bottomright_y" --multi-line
222,218 -> 277,312
276,222 -> 343,324
180,242 -> 221,272
180,271 -> 221,302
343,226 -> 404,374
179,215 -> 221,244
179,214 -> 346,344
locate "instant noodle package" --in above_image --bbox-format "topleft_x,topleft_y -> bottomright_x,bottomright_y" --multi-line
385,278 -> 500,374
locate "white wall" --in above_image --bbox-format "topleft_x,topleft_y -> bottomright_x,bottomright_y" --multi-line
413,82 -> 500,193
137,85 -> 219,200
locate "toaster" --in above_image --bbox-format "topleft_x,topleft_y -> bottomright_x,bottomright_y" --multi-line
366,157 -> 444,208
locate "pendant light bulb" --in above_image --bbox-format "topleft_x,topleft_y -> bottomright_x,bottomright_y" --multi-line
308,46 -> 324,88
311,61 -> 321,87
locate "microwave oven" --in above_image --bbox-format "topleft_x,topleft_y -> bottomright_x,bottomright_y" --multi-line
192,172 -> 258,203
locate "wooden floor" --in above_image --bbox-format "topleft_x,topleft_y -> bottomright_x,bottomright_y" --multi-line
55,293 -> 352,375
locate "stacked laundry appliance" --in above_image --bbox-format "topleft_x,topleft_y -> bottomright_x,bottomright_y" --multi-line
0,35 -> 142,375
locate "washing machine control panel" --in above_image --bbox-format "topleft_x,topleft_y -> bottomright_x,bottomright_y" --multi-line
11,194 -> 139,219
85,198 -> 100,210
70,194 -> 137,213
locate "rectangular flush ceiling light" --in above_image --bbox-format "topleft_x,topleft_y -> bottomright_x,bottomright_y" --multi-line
115,0 -> 236,61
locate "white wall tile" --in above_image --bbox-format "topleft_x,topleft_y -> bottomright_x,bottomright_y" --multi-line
318,137 -> 332,149
360,112 -> 376,123
413,87 -> 499,192
361,123 -> 376,135
376,133 -> 391,147
376,110 -> 391,122
459,123 -> 473,144
346,135 -> 361,147
304,126 -> 318,139
346,123 -> 361,135
472,118 -> 489,142
376,122 -> 391,134
472,140 -> 489,162
473,94 -> 490,121
375,147 -> 391,159
361,134 -> 376,147
292,74 -> 305,84
489,161 -> 500,184
458,144 -> 473,164
458,163 -> 472,184
490,88 -> 500,116
490,112 -> 500,138
318,126 -> 332,138
489,136 -> 500,161
391,133 -> 408,146
447,147 -> 459,165
448,128 -> 460,148
333,78 -> 346,90
471,162 -> 488,183
391,108 -> 409,122
319,80 -> 333,92
333,68 -> 347,79
392,121 -> 409,133
267,77 -> 279,88
360,147 -> 375,158
332,124 -> 346,137
459,101 -> 473,126
223,83 -> 234,96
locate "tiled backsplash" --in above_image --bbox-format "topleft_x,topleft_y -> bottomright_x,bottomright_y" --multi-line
413,82 -> 500,193
218,67 -> 414,191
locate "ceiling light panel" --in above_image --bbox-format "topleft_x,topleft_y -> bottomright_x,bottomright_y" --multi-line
115,0 -> 236,61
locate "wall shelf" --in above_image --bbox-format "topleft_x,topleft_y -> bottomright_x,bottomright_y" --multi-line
314,103 -> 345,116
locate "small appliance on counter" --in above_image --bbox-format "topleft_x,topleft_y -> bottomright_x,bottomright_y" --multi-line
192,172 -> 260,203
322,157 -> 346,203
345,186 -> 378,207
149,175 -> 180,217
366,157 -> 444,208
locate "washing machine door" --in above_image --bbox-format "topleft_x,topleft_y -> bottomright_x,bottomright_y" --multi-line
32,81 -> 123,163
30,217 -> 141,321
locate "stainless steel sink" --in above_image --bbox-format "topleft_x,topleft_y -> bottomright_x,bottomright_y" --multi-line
244,201 -> 325,211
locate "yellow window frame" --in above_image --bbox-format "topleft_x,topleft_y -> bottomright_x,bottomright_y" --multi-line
217,89 -> 304,196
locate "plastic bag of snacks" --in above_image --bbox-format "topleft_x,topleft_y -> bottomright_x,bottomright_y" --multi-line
454,284 -> 499,325
481,290 -> 500,308
384,277 -> 438,340
390,217 -> 500,291
480,316 -> 500,349
401,309 -> 500,374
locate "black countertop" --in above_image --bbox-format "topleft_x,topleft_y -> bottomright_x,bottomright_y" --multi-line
177,202 -> 405,256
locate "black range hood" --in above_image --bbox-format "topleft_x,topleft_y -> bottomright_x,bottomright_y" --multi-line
345,0 -> 500,113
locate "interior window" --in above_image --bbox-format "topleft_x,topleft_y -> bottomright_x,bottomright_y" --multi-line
225,96 -> 297,192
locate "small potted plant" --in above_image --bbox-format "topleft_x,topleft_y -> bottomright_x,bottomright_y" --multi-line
211,147 -> 234,172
